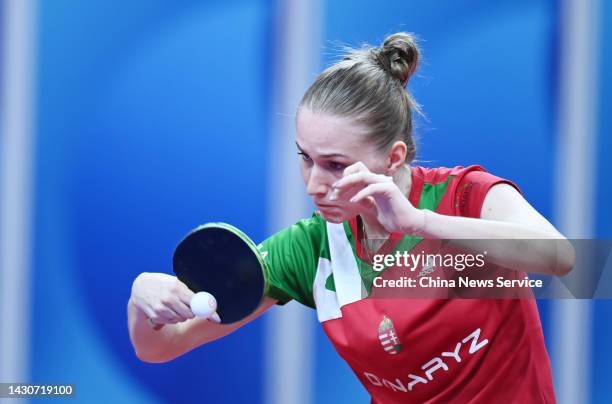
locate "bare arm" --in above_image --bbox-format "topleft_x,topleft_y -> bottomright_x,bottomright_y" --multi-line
333,163 -> 575,277
128,272 -> 277,363
417,183 -> 575,276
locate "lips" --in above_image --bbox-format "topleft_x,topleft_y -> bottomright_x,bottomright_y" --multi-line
315,203 -> 338,210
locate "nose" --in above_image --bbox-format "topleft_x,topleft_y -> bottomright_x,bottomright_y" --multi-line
305,165 -> 330,197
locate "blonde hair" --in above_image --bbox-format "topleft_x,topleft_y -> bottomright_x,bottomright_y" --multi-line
299,32 -> 421,162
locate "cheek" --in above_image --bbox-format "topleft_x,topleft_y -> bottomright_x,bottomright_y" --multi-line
299,162 -> 310,184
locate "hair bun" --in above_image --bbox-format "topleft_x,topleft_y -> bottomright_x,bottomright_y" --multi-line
373,32 -> 420,86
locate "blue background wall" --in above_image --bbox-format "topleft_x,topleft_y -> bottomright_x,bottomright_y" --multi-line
592,0 -> 612,401
33,1 -> 272,403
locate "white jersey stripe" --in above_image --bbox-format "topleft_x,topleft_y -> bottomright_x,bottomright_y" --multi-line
326,222 -> 364,308
312,257 -> 342,322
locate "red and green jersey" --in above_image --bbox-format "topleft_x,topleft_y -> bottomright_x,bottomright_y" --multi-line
260,165 -> 555,403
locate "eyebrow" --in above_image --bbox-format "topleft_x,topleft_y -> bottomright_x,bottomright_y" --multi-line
295,142 -> 349,159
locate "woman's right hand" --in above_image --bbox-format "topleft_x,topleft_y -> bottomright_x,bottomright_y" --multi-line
129,272 -> 277,362
130,272 -> 197,327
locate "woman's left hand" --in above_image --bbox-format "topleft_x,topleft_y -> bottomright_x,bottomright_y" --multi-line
331,162 -> 426,234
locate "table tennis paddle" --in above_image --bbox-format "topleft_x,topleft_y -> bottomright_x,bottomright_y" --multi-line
172,222 -> 267,324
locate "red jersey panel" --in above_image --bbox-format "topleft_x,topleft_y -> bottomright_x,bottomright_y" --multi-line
321,166 -> 555,403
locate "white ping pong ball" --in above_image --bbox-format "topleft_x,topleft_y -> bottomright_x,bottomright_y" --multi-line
190,292 -> 218,318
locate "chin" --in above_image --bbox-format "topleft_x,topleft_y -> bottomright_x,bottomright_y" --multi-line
318,210 -> 352,223
323,215 -> 344,224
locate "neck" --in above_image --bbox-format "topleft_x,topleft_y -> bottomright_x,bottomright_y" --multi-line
360,164 -> 412,239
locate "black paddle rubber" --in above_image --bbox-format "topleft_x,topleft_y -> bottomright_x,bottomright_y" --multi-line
173,223 -> 266,324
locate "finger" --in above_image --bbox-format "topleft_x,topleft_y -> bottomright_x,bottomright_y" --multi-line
342,161 -> 369,176
353,195 -> 378,218
140,305 -> 159,322
350,183 -> 392,204
208,312 -> 221,323
175,281 -> 195,306
149,318 -> 164,331
171,280 -> 199,320
155,305 -> 184,323
149,313 -> 176,325
171,300 -> 196,320
333,171 -> 389,191
333,171 -> 369,189
331,172 -> 383,203
359,195 -> 377,211
329,181 -> 362,201
167,300 -> 195,322
332,173 -> 388,202
138,299 -> 178,324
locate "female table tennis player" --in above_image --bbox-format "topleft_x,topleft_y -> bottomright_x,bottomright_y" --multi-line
128,32 -> 574,403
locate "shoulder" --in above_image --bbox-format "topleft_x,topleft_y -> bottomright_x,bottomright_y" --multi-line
413,164 -> 514,184
259,214 -> 329,308
454,166 -> 521,218
413,164 -> 521,218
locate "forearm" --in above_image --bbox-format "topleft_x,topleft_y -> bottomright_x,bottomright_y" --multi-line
127,297 -> 179,362
412,209 -> 575,276
128,296 -> 275,363
127,298 -> 231,363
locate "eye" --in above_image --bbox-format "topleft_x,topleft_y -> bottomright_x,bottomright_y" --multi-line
297,151 -> 312,162
328,162 -> 346,172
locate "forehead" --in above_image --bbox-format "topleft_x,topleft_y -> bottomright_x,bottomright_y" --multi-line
295,108 -> 374,156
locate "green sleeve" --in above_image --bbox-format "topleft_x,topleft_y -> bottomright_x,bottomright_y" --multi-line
258,213 -> 326,308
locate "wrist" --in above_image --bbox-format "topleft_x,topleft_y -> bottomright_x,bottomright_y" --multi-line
407,208 -> 429,237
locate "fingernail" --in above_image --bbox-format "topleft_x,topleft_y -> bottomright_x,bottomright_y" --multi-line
209,312 -> 222,323
330,189 -> 338,200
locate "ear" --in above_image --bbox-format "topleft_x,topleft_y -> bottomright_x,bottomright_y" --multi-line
385,141 -> 407,175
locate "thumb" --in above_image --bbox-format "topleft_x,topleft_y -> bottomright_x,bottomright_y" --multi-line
208,312 -> 222,323
359,196 -> 377,213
